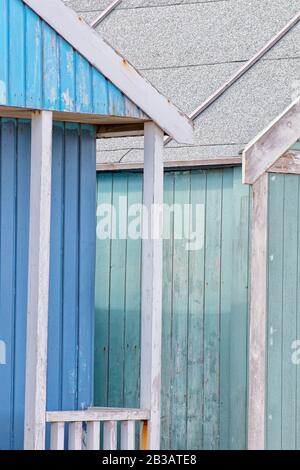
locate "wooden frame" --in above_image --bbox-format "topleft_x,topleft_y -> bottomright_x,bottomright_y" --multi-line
96,157 -> 242,172
23,0 -> 193,144
243,97 -> 300,184
248,174 -> 269,450
140,122 -> 164,450
244,99 -> 300,450
24,111 -> 53,450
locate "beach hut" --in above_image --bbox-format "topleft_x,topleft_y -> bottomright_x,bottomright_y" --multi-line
243,97 -> 300,450
0,0 -> 193,450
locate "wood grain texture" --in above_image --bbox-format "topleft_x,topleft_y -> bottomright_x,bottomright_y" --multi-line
266,173 -> 300,450
24,111 -> 53,450
243,97 -> 300,184
0,0 -> 145,120
248,173 -> 269,450
94,167 -> 251,449
23,0 -> 193,143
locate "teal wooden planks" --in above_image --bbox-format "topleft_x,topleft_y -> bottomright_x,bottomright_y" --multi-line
267,173 -> 300,450
108,174 -> 128,407
0,0 -> 144,119
124,173 -> 143,409
186,171 -> 206,450
95,173 -> 113,407
95,167 -> 250,450
171,172 -> 190,449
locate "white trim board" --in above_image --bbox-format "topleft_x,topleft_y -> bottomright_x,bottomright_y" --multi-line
243,96 -> 300,184
22,0 -> 193,145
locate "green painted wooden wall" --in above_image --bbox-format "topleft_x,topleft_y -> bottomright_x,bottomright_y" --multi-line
95,167 -> 250,450
267,172 -> 300,450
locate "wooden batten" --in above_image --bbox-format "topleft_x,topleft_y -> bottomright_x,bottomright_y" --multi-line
24,111 -> 53,450
140,122 -> 164,450
248,173 -> 269,450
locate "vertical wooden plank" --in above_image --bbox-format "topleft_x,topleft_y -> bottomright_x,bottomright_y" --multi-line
50,423 -> 65,450
219,168 -> 233,450
140,122 -> 164,450
170,171 -> 190,450
75,54 -> 92,114
42,23 -> 59,110
9,0 -> 25,107
103,421 -> 117,450
95,173 -> 113,407
108,82 -> 125,117
266,173 -> 284,449
62,123 -> 80,411
160,172 -> 175,450
108,173 -> 127,407
92,70 -> 108,115
0,119 -> 17,450
121,421 -> 135,450
248,173 -> 268,451
24,111 -> 53,450
281,175 -> 298,449
86,421 -> 100,450
68,422 -> 82,450
13,120 -> 31,450
124,173 -> 143,410
187,171 -> 206,450
228,167 -> 250,449
47,123 -> 64,413
0,0 -> 8,105
59,38 -> 75,112
203,170 -> 222,450
78,125 -> 96,409
25,8 -> 42,108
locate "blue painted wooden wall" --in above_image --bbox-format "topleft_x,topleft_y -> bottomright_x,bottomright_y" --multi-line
95,167 -> 251,450
0,118 -> 96,450
267,171 -> 300,450
0,0 -> 144,119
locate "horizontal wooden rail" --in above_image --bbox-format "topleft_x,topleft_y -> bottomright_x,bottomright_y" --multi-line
46,407 -> 150,423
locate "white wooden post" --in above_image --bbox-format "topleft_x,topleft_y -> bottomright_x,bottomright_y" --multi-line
24,111 -> 53,450
248,173 -> 269,450
140,122 -> 164,450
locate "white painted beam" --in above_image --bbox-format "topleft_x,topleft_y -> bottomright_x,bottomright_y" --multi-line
23,0 -> 193,144
248,173 -> 269,450
243,97 -> 300,184
24,111 -> 53,450
140,122 -> 164,450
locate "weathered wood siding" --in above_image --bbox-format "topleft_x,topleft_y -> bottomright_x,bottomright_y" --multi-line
0,0 -> 144,119
95,167 -> 250,449
267,172 -> 300,450
0,119 -> 96,449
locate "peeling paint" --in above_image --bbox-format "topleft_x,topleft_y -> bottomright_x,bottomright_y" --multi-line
62,89 -> 74,109
0,80 -> 7,104
0,340 -> 6,365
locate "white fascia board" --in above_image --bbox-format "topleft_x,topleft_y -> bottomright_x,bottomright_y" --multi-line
243,96 -> 300,184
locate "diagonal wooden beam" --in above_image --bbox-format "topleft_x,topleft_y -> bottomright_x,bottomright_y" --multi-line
243,96 -> 300,184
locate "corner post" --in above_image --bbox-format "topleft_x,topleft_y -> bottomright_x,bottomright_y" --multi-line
24,111 -> 53,450
248,173 -> 269,450
140,122 -> 164,450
